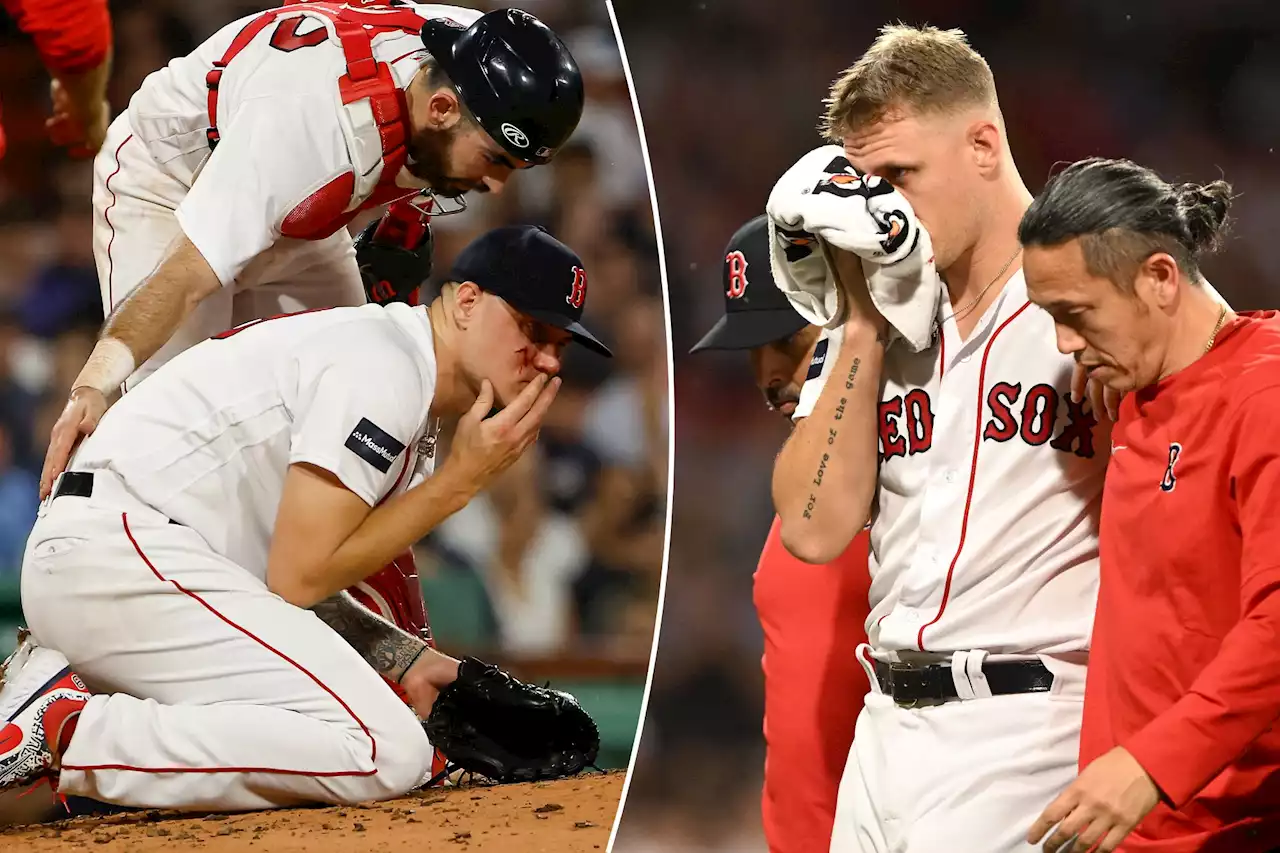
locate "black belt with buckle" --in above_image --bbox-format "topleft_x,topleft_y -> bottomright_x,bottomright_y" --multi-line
51,471 -> 180,525
874,658 -> 1054,707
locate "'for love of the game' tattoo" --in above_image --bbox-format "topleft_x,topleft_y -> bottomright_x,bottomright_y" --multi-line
803,357 -> 864,520
310,592 -> 426,682
845,357 -> 861,390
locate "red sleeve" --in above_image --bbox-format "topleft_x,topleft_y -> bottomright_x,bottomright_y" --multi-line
1124,386 -> 1280,807
3,0 -> 112,75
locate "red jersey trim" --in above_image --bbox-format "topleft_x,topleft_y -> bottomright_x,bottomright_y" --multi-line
917,300 -> 1034,650
61,513 -> 379,779
102,134 -> 132,332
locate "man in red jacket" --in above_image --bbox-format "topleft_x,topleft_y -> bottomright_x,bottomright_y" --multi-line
1,0 -> 113,158
1022,157 -> 1280,853
691,213 -> 872,853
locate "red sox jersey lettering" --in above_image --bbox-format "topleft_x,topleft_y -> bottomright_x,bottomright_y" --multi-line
879,383 -> 1097,462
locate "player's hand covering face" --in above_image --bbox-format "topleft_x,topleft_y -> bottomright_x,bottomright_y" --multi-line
463,291 -> 571,409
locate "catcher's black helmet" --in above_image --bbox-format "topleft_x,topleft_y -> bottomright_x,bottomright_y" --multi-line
420,10 -> 584,166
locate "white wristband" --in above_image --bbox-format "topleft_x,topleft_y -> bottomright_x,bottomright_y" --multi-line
793,325 -> 845,421
73,337 -> 137,396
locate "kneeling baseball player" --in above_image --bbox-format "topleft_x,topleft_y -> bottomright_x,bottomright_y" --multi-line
0,224 -> 607,812
36,0 -> 593,752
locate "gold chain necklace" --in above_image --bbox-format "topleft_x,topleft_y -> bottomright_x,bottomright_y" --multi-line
944,246 -> 1023,324
1205,304 -> 1228,354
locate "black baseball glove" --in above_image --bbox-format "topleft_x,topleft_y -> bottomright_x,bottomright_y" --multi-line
424,657 -> 601,784
354,201 -> 434,306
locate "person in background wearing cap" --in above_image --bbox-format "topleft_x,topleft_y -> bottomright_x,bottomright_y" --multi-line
0,225 -> 610,812
41,2 -> 587,500
690,214 -> 872,853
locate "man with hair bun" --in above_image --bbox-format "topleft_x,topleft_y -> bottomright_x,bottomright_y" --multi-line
1021,157 -> 1280,853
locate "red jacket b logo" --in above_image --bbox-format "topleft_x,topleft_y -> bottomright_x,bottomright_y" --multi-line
566,266 -> 587,310
726,250 -> 748,298
1160,442 -> 1182,492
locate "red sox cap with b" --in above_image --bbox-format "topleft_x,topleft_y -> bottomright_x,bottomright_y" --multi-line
690,214 -> 808,353
447,225 -> 612,358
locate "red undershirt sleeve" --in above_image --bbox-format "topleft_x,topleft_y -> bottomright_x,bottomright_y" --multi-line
3,0 -> 112,75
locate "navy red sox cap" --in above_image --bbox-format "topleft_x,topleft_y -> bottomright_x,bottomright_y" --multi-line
448,225 -> 612,358
420,10 -> 584,166
689,214 -> 809,353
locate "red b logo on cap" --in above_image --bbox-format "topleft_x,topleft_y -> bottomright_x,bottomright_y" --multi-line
566,266 -> 587,310
726,250 -> 749,298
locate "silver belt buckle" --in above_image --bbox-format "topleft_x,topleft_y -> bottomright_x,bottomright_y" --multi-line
887,661 -> 947,709
887,661 -> 918,708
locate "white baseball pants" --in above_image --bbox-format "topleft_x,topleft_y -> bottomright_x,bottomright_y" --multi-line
830,646 -> 1086,853
19,475 -> 434,811
91,115 -> 366,390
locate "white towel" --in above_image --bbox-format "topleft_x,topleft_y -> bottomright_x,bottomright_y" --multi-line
765,145 -> 942,352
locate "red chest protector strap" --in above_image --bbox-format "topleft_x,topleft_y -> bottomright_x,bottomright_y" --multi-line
204,2 -> 425,221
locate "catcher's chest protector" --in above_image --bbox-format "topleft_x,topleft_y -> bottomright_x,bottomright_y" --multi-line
205,1 -> 427,239
349,549 -> 433,645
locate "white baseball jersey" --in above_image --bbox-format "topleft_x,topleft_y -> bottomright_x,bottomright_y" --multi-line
124,2 -> 482,289
798,270 -> 1109,656
69,303 -> 439,577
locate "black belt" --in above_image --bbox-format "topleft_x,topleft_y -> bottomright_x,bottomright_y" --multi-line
51,471 -> 94,499
874,658 -> 1054,708
50,471 -> 179,525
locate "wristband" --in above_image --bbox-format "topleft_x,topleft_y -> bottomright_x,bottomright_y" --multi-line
398,643 -> 430,684
794,325 -> 845,421
73,337 -> 136,396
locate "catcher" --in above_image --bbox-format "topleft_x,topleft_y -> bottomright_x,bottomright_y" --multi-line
0,225 -> 603,816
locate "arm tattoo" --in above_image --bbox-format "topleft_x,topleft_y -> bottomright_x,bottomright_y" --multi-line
310,591 -> 427,682
804,357 -> 863,521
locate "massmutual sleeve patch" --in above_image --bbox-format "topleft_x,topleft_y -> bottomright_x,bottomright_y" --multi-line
806,337 -> 830,381
344,417 -> 407,473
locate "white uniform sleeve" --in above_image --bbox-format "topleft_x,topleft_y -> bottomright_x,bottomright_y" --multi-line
288,340 -> 425,507
793,324 -> 845,422
176,92 -> 352,287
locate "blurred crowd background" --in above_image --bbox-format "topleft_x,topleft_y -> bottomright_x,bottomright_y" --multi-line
611,0 -> 1280,849
0,0 -> 664,769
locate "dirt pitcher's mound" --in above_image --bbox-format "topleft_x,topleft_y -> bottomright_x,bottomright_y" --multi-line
0,771 -> 625,852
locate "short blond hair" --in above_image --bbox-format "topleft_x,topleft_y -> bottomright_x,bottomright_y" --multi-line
821,24 -> 997,141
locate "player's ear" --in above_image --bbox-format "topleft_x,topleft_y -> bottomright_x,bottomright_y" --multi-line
426,88 -> 465,131
967,118 -> 1001,175
1133,251 -> 1180,309
451,281 -> 482,330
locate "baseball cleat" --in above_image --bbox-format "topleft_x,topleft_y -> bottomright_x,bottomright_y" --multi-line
0,630 -> 89,790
